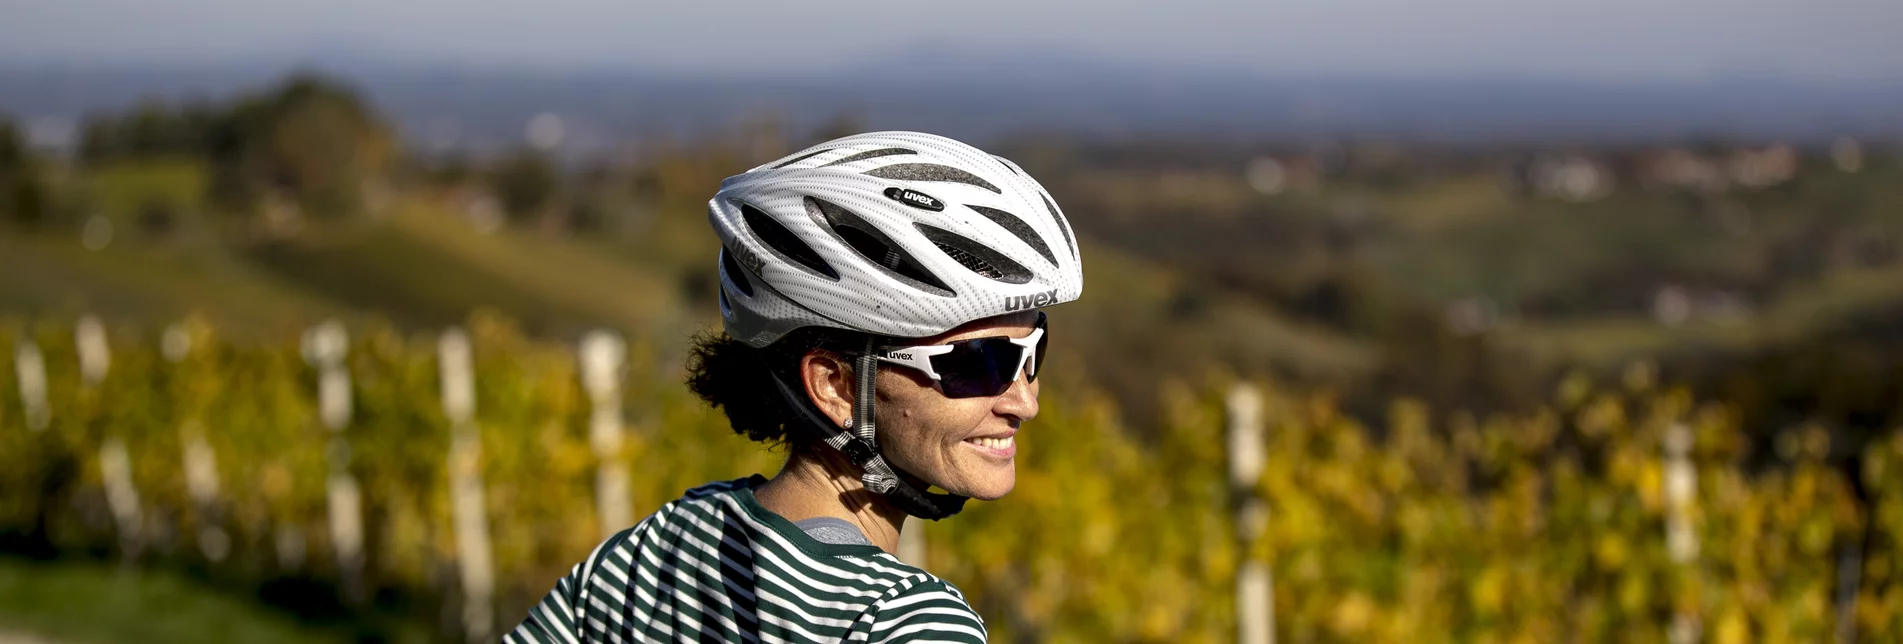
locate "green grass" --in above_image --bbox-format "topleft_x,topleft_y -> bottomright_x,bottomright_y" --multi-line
241,202 -> 693,337
1493,261 -> 1903,373
0,233 -> 345,335
1380,175 -> 1513,234
79,159 -> 211,224
1,197 -> 701,340
0,558 -> 350,644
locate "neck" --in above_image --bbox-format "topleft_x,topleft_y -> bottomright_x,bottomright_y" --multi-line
754,446 -> 908,553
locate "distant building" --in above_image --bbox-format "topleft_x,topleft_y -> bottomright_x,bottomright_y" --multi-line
1640,145 -> 1798,193
1244,157 -> 1286,195
1529,155 -> 1613,202
1832,138 -> 1864,173
1503,154 -> 1614,202
1243,154 -> 1323,195
1652,284 -> 1752,327
1640,149 -> 1729,193
450,185 -> 505,234
1725,145 -> 1797,188
19,116 -> 77,159
526,113 -> 566,152
1444,297 -> 1500,336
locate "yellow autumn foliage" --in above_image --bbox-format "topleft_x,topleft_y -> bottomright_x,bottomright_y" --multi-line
2,317 -> 1901,642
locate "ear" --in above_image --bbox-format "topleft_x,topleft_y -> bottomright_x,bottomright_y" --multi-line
800,349 -> 855,428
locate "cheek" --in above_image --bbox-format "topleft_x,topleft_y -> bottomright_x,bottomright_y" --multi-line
879,392 -> 991,458
926,401 -> 996,444
888,398 -> 989,445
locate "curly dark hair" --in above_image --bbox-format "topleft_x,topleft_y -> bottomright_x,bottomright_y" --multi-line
684,327 -> 868,450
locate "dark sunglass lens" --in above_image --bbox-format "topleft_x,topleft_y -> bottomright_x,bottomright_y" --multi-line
929,340 -> 1023,398
977,339 -> 1027,389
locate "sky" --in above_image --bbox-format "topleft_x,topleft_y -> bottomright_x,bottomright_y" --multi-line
3,0 -> 1901,80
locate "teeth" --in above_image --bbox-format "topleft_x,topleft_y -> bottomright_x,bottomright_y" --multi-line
967,436 -> 1014,450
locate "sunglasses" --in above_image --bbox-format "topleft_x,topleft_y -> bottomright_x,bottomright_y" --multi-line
876,312 -> 1049,399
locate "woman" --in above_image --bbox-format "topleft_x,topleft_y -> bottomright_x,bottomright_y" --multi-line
506,131 -> 1083,643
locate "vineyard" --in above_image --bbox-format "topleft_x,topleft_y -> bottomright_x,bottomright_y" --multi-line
2,314 -> 1902,643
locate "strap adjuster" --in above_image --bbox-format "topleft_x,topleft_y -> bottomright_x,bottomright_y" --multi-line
838,438 -> 878,466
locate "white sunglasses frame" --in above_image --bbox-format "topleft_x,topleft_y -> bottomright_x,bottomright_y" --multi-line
875,326 -> 1045,387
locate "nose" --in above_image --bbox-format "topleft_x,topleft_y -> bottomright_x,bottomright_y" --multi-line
994,369 -> 1039,422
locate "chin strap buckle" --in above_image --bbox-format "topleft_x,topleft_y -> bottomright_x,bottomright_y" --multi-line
836,436 -> 878,465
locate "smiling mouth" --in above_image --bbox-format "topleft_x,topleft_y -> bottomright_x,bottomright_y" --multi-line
963,435 -> 1016,457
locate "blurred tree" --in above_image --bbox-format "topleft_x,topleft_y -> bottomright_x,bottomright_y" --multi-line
1368,304 -> 1544,416
565,163 -> 630,235
422,152 -> 477,185
77,74 -> 395,219
79,101 -> 220,161
0,115 -> 50,226
489,149 -> 560,227
0,115 -> 21,164
138,200 -> 179,238
215,74 -> 396,218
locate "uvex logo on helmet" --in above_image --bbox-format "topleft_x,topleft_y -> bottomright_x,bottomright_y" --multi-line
1004,289 -> 1059,312
729,242 -> 767,276
883,187 -> 945,211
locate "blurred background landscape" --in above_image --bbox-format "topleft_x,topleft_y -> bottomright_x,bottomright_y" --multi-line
4,0 -> 1903,642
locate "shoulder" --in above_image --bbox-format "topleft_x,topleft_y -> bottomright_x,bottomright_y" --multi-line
576,477 -> 756,569
865,575 -> 986,644
680,476 -> 755,502
640,476 -> 755,527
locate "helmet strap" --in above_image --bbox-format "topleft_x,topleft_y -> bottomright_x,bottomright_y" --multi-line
766,339 -> 968,520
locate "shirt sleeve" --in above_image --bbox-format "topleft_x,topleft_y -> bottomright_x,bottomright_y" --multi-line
866,579 -> 989,644
504,535 -> 621,644
502,563 -> 583,644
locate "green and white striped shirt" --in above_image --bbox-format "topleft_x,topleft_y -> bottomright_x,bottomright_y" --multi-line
505,476 -> 987,643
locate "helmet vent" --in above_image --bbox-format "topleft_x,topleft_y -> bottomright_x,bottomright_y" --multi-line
936,243 -> 1004,280
823,148 -> 917,166
1042,194 -> 1077,260
740,202 -> 839,279
720,247 -> 755,296
769,148 -> 836,169
804,197 -> 953,297
915,224 -> 1033,285
863,164 -> 1001,193
966,205 -> 1056,266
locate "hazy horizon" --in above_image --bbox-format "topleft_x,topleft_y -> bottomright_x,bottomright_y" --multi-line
4,0 -> 1902,81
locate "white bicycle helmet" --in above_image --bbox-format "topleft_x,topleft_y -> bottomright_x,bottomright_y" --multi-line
705,131 -> 1084,519
709,131 -> 1083,348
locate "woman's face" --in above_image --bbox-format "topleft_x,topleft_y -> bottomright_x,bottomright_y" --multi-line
872,311 -> 1041,501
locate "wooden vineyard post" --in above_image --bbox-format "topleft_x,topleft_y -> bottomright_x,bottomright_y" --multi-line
579,330 -> 631,539
304,320 -> 366,603
441,328 -> 495,643
1664,423 -> 1700,644
165,323 -> 230,562
13,337 -> 48,432
1228,383 -> 1274,644
78,316 -> 144,559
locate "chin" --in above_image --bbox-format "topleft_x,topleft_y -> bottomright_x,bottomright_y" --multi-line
955,467 -> 1016,501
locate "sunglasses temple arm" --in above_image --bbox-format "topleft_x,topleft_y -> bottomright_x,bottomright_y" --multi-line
1011,329 -> 1044,379
876,346 -> 950,381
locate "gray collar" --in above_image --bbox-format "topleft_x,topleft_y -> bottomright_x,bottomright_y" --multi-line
792,517 -> 873,547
